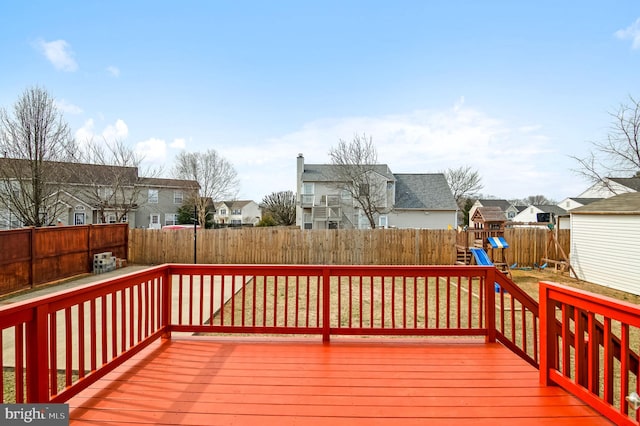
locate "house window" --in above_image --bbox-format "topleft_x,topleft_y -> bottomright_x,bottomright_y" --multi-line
120,214 -> 128,223
303,183 -> 314,194
232,209 -> 241,215
219,208 -> 227,215
231,219 -> 242,225
148,189 -> 159,204
341,190 -> 351,200
359,184 -> 370,197
106,214 -> 117,224
303,212 -> 312,230
165,213 -> 178,226
302,183 -> 314,205
379,215 -> 388,228
174,191 -> 183,204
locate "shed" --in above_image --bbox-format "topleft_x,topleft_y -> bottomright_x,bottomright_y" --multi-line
570,192 -> 640,295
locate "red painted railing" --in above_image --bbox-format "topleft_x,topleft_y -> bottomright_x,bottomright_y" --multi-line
540,281 -> 640,426
0,264 -> 538,404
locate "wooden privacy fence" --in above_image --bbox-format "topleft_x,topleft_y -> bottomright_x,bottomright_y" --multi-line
129,227 -> 570,267
0,224 -> 128,295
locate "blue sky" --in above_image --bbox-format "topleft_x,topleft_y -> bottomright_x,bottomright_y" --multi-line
1,1 -> 640,203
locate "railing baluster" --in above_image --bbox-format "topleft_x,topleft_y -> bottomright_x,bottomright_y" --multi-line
111,293 -> 117,358
101,296 -> 107,364
603,317 -> 613,404
65,307 -> 73,386
15,325 -> 24,402
402,276 -> 407,328
273,275 -> 278,327
620,323 -> 629,415
199,275 -> 204,326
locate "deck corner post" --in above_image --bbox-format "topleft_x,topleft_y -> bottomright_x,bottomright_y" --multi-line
26,304 -> 50,402
539,282 -> 553,386
161,265 -> 172,340
322,266 -> 331,343
485,268 -> 496,343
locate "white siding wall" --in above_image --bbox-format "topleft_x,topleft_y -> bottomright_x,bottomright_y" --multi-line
570,214 -> 640,295
388,210 -> 456,229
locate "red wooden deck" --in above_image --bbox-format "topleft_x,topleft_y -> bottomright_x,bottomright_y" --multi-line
67,337 -> 611,425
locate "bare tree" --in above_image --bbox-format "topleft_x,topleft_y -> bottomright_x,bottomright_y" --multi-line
173,149 -> 239,227
443,166 -> 482,225
0,87 -> 76,226
260,190 -> 296,226
443,165 -> 483,207
75,139 -> 160,223
328,134 -> 389,229
573,95 -> 640,192
524,194 -> 554,206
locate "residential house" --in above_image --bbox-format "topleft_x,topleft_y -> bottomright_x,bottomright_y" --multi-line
511,204 -> 569,229
570,192 -> 640,294
137,177 -> 199,229
468,199 -> 522,227
388,174 -> 459,229
295,154 -> 457,230
577,177 -> 640,198
557,197 -> 602,212
214,200 -> 261,227
0,158 -> 198,230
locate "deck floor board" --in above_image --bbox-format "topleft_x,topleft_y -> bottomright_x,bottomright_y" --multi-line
67,337 -> 613,425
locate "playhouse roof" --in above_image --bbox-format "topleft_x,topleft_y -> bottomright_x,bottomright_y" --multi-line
472,206 -> 507,223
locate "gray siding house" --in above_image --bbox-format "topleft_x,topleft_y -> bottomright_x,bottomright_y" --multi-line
0,159 -> 198,230
295,154 -> 457,230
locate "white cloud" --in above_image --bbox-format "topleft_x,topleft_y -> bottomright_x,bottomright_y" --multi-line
75,118 -> 129,144
135,138 -> 167,164
615,18 -> 640,49
34,39 -> 78,72
55,99 -> 83,115
217,102 -> 560,202
102,119 -> 129,141
107,66 -> 120,77
170,138 -> 186,149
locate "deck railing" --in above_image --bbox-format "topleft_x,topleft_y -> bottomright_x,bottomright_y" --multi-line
540,281 -> 640,426
0,264 -> 538,404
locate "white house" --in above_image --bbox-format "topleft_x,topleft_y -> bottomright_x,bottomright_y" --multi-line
511,205 -> 569,229
214,200 -> 261,226
570,192 -> 640,295
577,177 -> 640,198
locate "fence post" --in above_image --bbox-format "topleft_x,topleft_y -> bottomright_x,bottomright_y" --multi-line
485,267 -> 496,343
26,304 -> 49,402
322,267 -> 331,343
29,227 -> 36,288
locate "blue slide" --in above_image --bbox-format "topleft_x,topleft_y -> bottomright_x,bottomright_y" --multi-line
469,248 -> 501,292
469,247 -> 493,266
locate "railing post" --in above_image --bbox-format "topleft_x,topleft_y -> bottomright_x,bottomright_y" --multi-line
485,268 -> 496,343
161,265 -> 172,340
539,283 -> 554,386
26,305 -> 49,402
322,267 -> 331,343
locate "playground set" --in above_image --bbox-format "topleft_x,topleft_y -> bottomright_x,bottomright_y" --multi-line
456,206 -> 512,277
456,206 -> 574,278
